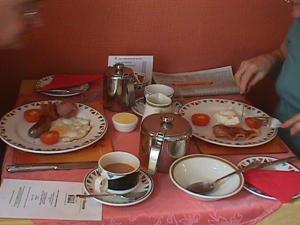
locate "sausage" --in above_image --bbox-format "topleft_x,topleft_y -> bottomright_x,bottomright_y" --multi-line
28,115 -> 52,138
56,102 -> 78,118
40,103 -> 58,121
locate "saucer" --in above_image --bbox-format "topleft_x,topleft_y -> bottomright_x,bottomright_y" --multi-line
131,97 -> 182,117
83,168 -> 154,206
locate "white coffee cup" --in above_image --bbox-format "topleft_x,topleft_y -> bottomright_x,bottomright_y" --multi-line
144,84 -> 174,99
97,151 -> 140,194
142,93 -> 172,120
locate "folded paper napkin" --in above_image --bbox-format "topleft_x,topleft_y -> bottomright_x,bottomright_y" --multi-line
244,169 -> 300,203
40,74 -> 101,91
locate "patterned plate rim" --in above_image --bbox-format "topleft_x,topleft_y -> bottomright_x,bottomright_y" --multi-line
179,98 -> 277,148
0,100 -> 108,154
237,156 -> 300,200
83,168 -> 154,207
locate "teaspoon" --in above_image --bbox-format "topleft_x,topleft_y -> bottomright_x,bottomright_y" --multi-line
75,191 -> 147,201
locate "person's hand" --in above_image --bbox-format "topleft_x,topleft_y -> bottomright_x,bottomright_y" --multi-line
234,54 -> 274,94
281,114 -> 300,136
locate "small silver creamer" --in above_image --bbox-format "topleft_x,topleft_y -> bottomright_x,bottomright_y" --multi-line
103,63 -> 136,112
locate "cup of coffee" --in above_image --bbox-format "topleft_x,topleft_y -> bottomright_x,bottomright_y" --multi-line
97,151 -> 140,194
144,84 -> 174,99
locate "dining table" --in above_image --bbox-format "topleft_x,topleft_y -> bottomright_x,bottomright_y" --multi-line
0,78 -> 300,225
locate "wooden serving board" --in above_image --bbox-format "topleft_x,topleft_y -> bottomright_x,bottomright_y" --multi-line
12,134 -> 112,164
194,136 -> 289,155
11,80 -> 113,164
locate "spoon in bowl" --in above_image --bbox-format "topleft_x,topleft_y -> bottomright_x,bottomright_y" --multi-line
186,156 -> 298,195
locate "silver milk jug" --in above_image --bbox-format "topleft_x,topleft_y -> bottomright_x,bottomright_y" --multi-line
140,113 -> 192,175
104,63 -> 136,112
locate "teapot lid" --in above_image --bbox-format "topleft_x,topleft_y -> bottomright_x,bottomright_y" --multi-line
141,113 -> 192,137
105,63 -> 134,77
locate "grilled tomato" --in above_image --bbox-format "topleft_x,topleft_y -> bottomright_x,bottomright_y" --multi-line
191,113 -> 210,126
40,131 -> 60,145
245,117 -> 263,129
24,109 -> 42,123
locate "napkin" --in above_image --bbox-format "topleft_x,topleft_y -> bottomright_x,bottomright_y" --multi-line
244,169 -> 300,203
40,74 -> 101,91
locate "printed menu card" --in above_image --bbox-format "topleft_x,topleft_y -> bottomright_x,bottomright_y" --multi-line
0,179 -> 102,221
108,55 -> 154,85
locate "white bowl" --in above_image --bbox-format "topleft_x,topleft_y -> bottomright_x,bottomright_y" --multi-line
112,112 -> 139,132
169,154 -> 244,201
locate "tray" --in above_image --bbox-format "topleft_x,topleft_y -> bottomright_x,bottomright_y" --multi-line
194,136 -> 289,155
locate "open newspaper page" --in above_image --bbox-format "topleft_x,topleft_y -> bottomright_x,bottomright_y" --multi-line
153,66 -> 240,97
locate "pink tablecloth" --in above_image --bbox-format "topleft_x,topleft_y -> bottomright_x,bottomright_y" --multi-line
1,80 -> 297,225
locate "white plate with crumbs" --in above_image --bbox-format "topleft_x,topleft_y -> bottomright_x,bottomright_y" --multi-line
179,98 -> 277,148
0,100 -> 107,154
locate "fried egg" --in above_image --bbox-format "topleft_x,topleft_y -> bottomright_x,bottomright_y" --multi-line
50,117 -> 91,142
213,107 -> 240,126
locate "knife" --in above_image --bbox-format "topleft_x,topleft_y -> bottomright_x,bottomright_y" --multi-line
7,161 -> 98,173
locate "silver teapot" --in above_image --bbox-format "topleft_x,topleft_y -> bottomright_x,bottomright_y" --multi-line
140,113 -> 192,175
104,63 -> 136,112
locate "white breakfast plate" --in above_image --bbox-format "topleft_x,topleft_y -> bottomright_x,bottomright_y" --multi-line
83,168 -> 153,206
131,97 -> 182,117
35,75 -> 90,97
179,98 -> 277,148
237,156 -> 300,200
0,100 -> 107,154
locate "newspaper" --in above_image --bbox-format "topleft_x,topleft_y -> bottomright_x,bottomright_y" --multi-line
153,66 -> 240,97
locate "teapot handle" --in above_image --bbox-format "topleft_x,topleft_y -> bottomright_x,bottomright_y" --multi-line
127,81 -> 136,107
148,132 -> 165,175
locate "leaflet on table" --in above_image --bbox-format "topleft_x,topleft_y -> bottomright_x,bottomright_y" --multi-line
108,55 -> 153,85
0,179 -> 102,221
153,66 -> 240,97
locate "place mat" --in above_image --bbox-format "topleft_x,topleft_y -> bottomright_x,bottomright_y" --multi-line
194,136 -> 289,155
12,135 -> 112,164
11,80 -> 113,164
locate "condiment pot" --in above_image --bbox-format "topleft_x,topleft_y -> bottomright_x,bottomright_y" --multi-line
140,113 -> 192,175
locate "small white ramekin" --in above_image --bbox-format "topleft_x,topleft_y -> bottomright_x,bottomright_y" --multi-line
112,112 -> 139,132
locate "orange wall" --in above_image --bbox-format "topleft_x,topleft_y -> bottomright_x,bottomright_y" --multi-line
0,0 -> 292,115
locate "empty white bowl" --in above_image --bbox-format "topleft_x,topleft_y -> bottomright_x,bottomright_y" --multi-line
169,154 -> 244,201
112,112 -> 139,132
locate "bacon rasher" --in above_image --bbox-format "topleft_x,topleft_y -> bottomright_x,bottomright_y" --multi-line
212,124 -> 259,141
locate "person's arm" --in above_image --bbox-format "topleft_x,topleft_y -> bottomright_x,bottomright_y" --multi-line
234,41 -> 287,94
